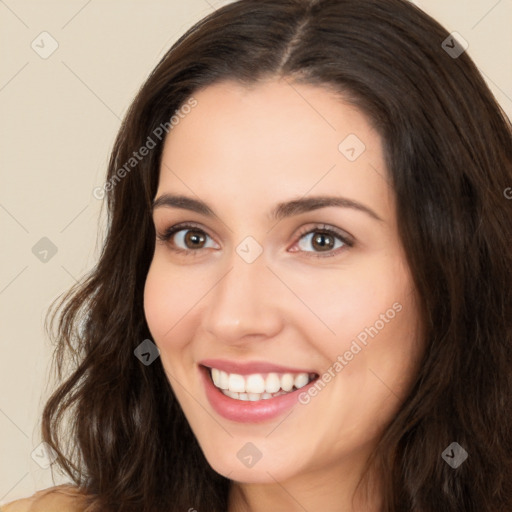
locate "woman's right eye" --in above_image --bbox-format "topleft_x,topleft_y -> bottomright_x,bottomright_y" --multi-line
157,223 -> 218,255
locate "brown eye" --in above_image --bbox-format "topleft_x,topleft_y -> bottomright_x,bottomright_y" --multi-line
183,230 -> 207,249
292,225 -> 353,258
156,224 -> 218,254
297,229 -> 347,254
311,232 -> 336,251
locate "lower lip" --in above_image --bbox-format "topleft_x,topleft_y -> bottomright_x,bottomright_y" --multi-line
200,365 -> 317,423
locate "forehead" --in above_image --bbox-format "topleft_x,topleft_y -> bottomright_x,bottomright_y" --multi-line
157,79 -> 393,222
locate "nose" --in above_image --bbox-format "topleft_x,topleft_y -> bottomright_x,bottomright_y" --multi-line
201,251 -> 284,345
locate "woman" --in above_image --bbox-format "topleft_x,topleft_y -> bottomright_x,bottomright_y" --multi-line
3,0 -> 511,510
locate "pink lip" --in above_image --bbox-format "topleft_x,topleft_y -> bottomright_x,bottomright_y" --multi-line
199,358 -> 316,375
199,365 -> 319,423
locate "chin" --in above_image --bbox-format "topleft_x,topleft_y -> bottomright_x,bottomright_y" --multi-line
197,439 -> 298,483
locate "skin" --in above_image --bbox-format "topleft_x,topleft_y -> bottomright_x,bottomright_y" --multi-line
144,79 -> 424,512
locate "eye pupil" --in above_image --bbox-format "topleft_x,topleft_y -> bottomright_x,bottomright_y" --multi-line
312,233 -> 334,251
185,230 -> 205,248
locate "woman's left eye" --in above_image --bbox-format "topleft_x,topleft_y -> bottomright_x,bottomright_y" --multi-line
292,226 -> 353,258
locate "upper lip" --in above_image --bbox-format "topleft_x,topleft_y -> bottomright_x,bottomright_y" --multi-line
199,358 -> 318,375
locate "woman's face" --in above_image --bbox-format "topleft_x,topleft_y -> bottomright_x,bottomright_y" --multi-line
144,79 -> 422,485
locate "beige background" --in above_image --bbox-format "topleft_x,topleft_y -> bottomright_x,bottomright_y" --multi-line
1,0 -> 511,504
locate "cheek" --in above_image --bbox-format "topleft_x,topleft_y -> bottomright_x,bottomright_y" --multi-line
291,260 -> 413,350
143,264 -> 168,339
143,261 -> 187,344
143,262 -> 196,386
143,258 -> 218,355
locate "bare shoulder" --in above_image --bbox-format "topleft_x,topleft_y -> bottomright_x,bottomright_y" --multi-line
1,484 -> 87,512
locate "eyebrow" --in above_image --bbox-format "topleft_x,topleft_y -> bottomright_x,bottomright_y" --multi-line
152,194 -> 383,222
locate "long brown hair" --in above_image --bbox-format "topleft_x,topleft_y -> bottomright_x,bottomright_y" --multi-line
42,0 -> 512,510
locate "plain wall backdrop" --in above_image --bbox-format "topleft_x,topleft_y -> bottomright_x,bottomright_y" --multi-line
1,0 -> 511,504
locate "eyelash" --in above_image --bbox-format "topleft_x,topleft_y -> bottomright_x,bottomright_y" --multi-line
156,222 -> 354,258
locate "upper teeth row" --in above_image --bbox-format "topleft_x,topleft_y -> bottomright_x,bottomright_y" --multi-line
210,368 -> 311,394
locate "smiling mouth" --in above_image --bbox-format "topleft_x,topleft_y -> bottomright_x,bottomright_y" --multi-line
203,365 -> 319,401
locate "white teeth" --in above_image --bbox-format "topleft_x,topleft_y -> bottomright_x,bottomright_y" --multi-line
265,373 -> 281,393
294,373 -> 309,389
221,389 -> 289,401
246,374 -> 266,394
208,367 -> 315,398
228,373 -> 246,393
281,373 -> 294,392
211,368 -> 220,387
219,370 -> 229,390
